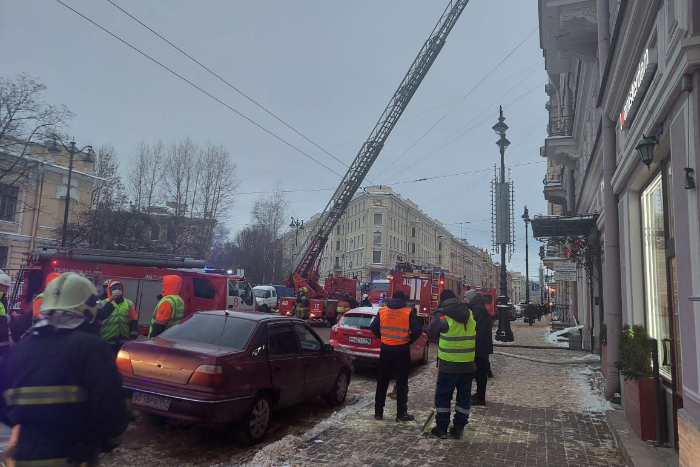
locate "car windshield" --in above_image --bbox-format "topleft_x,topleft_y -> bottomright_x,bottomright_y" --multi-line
159,314 -> 257,350
254,289 -> 266,298
341,313 -> 374,329
371,282 -> 389,292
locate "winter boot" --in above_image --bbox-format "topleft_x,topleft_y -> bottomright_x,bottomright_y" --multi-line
431,426 -> 448,439
449,424 -> 465,439
395,413 -> 415,422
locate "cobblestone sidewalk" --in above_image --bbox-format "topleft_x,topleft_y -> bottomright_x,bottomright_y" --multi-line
237,319 -> 625,467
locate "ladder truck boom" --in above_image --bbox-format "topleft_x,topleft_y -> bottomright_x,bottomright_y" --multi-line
289,0 -> 470,297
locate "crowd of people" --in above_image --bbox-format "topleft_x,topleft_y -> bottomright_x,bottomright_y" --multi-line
370,288 -> 494,439
0,271 -> 186,467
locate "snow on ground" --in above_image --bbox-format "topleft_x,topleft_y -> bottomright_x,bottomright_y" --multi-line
545,324 -> 583,347
569,366 -> 613,413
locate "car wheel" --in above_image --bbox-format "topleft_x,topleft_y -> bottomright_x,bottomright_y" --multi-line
324,369 -> 350,406
261,304 -> 270,313
421,343 -> 429,365
235,395 -> 271,446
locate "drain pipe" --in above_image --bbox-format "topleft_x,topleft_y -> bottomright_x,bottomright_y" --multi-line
597,0 -> 624,400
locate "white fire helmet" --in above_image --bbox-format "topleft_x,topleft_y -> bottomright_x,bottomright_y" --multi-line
40,272 -> 99,323
0,273 -> 11,288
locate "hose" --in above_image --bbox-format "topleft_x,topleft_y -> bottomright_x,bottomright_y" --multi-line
493,350 -> 600,365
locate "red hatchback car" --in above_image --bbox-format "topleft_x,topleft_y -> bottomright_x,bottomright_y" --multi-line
117,311 -> 353,445
329,306 -> 430,365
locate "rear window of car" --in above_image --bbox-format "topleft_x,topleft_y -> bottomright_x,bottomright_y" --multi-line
160,314 -> 257,350
341,313 -> 374,329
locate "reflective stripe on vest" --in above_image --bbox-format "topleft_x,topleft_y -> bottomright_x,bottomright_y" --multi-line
3,385 -> 87,406
438,314 -> 476,363
149,295 -> 185,335
14,458 -> 78,467
378,306 -> 411,346
100,299 -> 133,341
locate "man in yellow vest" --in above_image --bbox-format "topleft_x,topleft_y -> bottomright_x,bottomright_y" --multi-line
426,289 -> 477,439
149,275 -> 185,338
99,279 -> 138,354
370,290 -> 422,422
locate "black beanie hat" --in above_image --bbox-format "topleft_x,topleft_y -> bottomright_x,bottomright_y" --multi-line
440,289 -> 457,301
392,290 -> 407,301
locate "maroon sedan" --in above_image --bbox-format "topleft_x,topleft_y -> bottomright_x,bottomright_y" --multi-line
117,311 -> 353,445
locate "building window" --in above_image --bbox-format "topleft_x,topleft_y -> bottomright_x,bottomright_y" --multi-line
411,243 -> 416,254
411,227 -> 416,237
641,171 -> 675,379
374,213 -> 382,225
336,240 -> 341,251
336,225 -> 340,235
361,234 -> 364,247
150,224 -> 160,241
439,242 -> 442,251
373,231 -> 381,245
0,183 -> 19,222
373,251 -> 382,264
0,246 -> 8,269
438,254 -> 442,264
335,257 -> 340,268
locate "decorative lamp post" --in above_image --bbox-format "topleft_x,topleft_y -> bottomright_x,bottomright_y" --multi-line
635,134 -> 658,169
49,136 -> 95,246
492,106 -> 514,342
289,217 -> 305,267
522,206 -> 531,304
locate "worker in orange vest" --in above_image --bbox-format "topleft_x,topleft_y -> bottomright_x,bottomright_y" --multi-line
369,290 -> 422,422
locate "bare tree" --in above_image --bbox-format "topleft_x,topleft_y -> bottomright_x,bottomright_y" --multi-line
250,183 -> 288,282
0,74 -> 72,198
93,144 -> 126,211
127,140 -> 163,211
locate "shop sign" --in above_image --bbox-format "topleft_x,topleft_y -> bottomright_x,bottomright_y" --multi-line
554,271 -> 577,282
554,262 -> 577,272
620,48 -> 657,129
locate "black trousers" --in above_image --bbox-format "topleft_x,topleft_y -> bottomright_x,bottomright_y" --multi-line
375,350 -> 411,416
473,355 -> 490,400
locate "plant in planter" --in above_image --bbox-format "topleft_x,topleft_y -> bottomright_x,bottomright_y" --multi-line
615,325 -> 659,441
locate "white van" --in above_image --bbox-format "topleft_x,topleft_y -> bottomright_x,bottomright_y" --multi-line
253,285 -> 278,312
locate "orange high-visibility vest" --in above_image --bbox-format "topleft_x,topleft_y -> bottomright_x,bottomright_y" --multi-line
378,306 -> 411,346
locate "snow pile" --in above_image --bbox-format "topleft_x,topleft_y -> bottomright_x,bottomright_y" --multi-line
545,325 -> 583,347
237,435 -> 303,467
570,366 -> 613,412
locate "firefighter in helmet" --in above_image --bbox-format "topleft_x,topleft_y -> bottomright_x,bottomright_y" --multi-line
336,293 -> 351,318
99,279 -> 138,354
0,272 -> 129,466
32,272 -> 62,323
149,275 -> 185,338
0,272 -> 11,358
293,287 -> 310,320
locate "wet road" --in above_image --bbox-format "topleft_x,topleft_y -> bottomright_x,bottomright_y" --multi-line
101,322 -> 413,467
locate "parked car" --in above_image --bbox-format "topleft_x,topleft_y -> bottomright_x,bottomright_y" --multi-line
117,311 -> 353,445
328,306 -> 430,365
253,285 -> 278,312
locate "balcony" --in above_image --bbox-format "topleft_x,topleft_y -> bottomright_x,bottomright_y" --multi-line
547,115 -> 573,138
540,0 -> 598,75
543,169 -> 567,206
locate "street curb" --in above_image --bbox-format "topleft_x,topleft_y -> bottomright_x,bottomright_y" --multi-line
606,409 -> 679,467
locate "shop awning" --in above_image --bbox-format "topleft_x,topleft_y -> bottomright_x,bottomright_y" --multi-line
531,214 -> 598,238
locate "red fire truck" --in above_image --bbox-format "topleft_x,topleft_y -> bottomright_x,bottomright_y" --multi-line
9,248 -> 256,335
368,279 -> 390,303
279,276 -> 360,322
466,286 -> 498,322
389,262 -> 463,325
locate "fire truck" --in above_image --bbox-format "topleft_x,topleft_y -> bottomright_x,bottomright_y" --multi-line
466,285 -> 498,322
9,248 -> 256,335
389,262 -> 463,325
368,279 -> 390,303
278,276 -> 360,320
285,0 -> 470,323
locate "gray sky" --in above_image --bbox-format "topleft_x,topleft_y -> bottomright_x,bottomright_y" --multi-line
1,0 -> 547,276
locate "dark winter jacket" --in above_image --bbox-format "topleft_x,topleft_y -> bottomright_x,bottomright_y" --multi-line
370,297 -> 422,353
0,323 -> 129,464
469,294 -> 493,357
426,298 -> 477,373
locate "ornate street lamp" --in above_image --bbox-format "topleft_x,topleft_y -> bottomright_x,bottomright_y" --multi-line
522,206 -> 531,305
635,134 -> 658,169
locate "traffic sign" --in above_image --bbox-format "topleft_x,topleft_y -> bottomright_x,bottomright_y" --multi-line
554,262 -> 577,272
554,271 -> 577,281
531,284 -> 540,292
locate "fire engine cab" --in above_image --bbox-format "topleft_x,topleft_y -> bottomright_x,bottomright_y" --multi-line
389,262 -> 463,325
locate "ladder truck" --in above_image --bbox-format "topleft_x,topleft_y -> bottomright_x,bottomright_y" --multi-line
286,0 -> 471,323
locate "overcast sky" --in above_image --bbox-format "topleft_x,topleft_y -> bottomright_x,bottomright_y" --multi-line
2,0 -> 548,277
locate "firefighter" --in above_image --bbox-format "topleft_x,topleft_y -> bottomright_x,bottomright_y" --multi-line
336,294 -> 351,318
360,294 -> 372,307
370,290 -> 422,422
99,279 -> 138,354
426,289 -> 477,439
0,272 -> 129,466
149,275 -> 185,338
99,279 -> 109,302
293,287 -> 310,320
0,273 -> 11,358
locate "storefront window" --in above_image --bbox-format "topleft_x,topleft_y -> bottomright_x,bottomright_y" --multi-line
641,173 -> 671,378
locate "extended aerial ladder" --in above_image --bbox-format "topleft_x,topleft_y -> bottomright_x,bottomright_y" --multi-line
287,0 -> 471,301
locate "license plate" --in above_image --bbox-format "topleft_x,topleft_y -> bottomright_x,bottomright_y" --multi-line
349,336 -> 372,345
132,392 -> 171,411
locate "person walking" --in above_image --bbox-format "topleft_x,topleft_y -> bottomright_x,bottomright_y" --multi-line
463,289 -> 493,406
0,273 -> 11,359
149,275 -> 185,338
0,272 -> 129,466
426,289 -> 477,439
99,279 -> 138,354
370,290 -> 422,422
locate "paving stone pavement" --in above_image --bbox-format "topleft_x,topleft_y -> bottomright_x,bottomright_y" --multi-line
243,319 -> 625,467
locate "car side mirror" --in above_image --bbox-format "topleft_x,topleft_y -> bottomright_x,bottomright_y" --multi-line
323,343 -> 334,353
